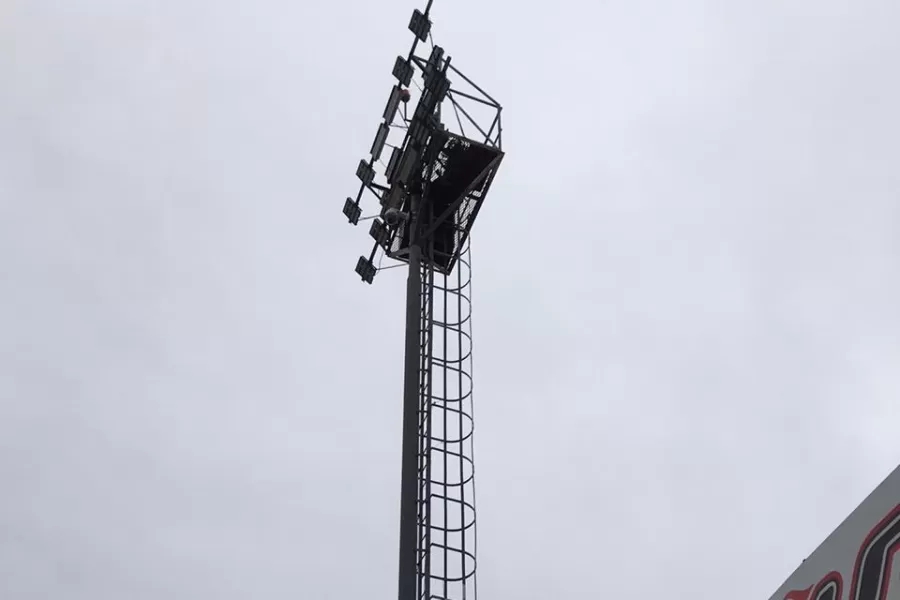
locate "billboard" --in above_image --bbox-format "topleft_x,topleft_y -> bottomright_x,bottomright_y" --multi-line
769,464 -> 900,600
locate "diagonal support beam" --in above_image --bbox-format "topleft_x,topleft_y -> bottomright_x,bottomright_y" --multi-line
419,152 -> 504,242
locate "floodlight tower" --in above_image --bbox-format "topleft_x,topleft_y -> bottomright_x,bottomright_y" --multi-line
341,2 -> 504,599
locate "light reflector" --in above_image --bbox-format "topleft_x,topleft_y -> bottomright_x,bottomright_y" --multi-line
343,197 -> 361,225
426,45 -> 444,75
393,57 -> 413,87
369,219 -> 389,247
408,9 -> 431,42
395,147 -> 419,186
383,85 -> 402,124
385,147 -> 402,183
356,159 -> 375,185
370,123 -> 389,161
355,256 -> 376,284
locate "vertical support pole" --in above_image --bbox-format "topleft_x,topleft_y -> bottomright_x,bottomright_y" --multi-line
398,240 -> 422,600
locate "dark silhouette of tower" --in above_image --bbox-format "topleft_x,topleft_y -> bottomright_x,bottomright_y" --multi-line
342,4 -> 503,599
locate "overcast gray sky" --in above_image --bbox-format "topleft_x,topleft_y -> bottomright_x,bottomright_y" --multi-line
2,0 -> 900,598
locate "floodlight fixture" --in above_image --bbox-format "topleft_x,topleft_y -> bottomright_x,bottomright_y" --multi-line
343,197 -> 361,225
392,57 -> 413,87
383,86 -> 403,124
356,160 -> 375,186
355,256 -> 376,284
385,147 -> 402,184
408,9 -> 431,41
370,123 -> 390,161
369,218 -> 390,248
426,45 -> 444,73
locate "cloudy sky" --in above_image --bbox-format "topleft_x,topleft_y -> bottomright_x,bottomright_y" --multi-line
2,0 -> 900,598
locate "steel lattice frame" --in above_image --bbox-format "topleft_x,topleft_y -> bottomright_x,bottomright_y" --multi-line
416,237 -> 477,600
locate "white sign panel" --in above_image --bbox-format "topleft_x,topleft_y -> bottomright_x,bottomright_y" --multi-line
769,465 -> 900,600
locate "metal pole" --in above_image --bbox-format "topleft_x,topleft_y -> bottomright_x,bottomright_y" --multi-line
398,239 -> 422,600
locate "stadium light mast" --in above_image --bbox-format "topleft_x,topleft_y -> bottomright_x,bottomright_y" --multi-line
341,2 -> 504,599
